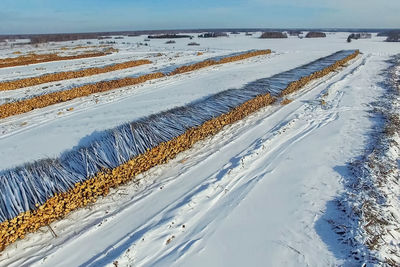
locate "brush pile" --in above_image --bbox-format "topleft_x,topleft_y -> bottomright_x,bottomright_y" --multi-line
0,50 -> 359,251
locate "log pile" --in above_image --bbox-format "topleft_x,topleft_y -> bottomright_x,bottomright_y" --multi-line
0,50 -> 271,119
0,50 -> 359,251
0,49 -> 115,69
0,59 -> 151,91
280,50 -> 359,96
0,72 -> 165,119
0,93 -> 275,251
170,49 -> 271,75
260,32 -> 288,38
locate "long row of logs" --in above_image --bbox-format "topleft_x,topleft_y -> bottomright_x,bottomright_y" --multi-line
169,49 -> 272,75
0,49 -> 115,69
280,50 -> 359,96
0,59 -> 151,91
0,50 -> 359,251
0,50 -> 271,119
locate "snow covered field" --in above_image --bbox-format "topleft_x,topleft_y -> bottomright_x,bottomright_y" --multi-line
0,32 -> 399,266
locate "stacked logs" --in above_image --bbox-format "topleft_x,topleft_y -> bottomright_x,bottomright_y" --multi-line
280,50 -> 359,96
0,50 -> 115,69
0,72 -> 165,119
0,94 -> 275,251
0,50 -> 359,251
0,50 -> 271,119
170,49 -> 271,75
0,59 -> 151,91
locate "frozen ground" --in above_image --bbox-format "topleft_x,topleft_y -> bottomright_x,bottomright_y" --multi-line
0,32 -> 399,266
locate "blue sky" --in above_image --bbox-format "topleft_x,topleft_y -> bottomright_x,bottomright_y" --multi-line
1,0 -> 399,34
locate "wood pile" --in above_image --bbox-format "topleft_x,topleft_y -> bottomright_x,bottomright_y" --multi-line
0,50 -> 271,119
0,50 -> 359,251
280,50 -> 359,96
0,49 -> 115,69
0,59 -> 151,91
170,50 -> 271,75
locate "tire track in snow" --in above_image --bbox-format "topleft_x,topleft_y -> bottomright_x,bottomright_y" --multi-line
1,54 -> 365,267
84,56 -> 368,267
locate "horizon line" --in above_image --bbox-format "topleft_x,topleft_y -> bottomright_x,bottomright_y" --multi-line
1,27 -> 399,37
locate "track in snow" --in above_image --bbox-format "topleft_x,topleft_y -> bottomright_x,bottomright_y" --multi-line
0,54 -> 368,267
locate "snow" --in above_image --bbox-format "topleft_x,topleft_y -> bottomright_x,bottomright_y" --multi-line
0,32 -> 399,266
0,51 -> 327,170
333,58 -> 400,264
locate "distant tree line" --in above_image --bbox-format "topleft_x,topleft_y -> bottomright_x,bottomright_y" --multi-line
385,31 -> 400,42
29,33 -> 101,44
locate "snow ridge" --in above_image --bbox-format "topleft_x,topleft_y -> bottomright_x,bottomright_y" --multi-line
331,54 -> 400,266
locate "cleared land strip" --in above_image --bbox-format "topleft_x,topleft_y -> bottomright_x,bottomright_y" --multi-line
0,50 -> 271,119
0,59 -> 151,91
336,55 -> 400,265
0,50 -> 358,251
0,49 -> 116,69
